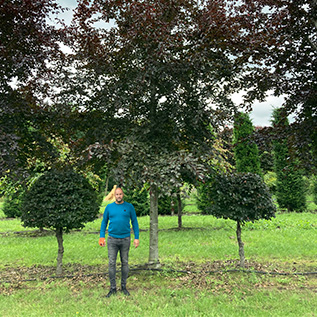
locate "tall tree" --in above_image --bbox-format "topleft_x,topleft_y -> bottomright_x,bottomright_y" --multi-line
272,108 -> 306,212
233,112 -> 262,175
58,0 -> 249,266
57,0 -> 289,265
253,126 -> 274,174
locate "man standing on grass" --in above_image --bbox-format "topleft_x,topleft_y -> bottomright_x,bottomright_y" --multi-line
99,187 -> 140,297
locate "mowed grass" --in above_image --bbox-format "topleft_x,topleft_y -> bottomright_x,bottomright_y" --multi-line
0,211 -> 316,269
0,200 -> 316,316
0,278 -> 315,317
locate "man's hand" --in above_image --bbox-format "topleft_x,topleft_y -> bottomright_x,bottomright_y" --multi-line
99,237 -> 105,247
133,239 -> 139,248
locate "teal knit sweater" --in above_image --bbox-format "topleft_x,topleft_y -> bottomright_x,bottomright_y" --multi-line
100,201 -> 139,239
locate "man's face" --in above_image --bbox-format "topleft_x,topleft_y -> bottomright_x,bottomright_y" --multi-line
115,188 -> 124,204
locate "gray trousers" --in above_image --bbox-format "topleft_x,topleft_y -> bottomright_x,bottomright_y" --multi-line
107,236 -> 131,290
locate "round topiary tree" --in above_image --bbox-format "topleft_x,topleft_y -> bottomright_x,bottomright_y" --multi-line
202,172 -> 276,267
21,168 -> 99,275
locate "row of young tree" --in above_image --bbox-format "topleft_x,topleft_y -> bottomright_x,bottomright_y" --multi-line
2,108 -> 314,273
1,0 -> 316,271
212,109 -> 312,213
2,108 -> 313,219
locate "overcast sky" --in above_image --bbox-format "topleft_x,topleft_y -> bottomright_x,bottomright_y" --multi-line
55,0 -> 285,127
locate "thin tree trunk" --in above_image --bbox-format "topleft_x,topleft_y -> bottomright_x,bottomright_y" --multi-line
149,184 -> 160,267
55,227 -> 64,275
177,190 -> 182,229
105,176 -> 109,195
236,221 -> 245,268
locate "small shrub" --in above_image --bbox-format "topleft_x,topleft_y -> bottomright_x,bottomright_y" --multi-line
2,189 -> 24,218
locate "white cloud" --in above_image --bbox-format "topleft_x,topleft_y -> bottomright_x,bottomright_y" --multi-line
232,91 -> 286,127
56,0 -> 114,28
249,95 -> 285,127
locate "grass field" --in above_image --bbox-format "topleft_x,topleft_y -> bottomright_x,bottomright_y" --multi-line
0,199 -> 316,316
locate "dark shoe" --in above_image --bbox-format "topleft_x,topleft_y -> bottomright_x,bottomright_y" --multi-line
121,287 -> 130,296
106,289 -> 117,298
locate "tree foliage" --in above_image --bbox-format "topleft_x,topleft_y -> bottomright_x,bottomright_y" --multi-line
0,0 -> 65,178
123,186 -> 150,217
202,173 -> 276,223
272,109 -> 307,212
254,126 -> 274,174
59,0 -> 286,182
22,168 -> 99,230
313,177 -> 317,206
238,0 -> 316,172
233,112 -> 262,175
0,0 -> 63,92
2,188 -> 24,218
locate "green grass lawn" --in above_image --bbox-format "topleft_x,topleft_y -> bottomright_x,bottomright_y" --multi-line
0,198 -> 316,316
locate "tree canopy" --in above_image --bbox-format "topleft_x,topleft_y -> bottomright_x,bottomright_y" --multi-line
58,0 -> 278,189
238,0 -> 316,171
0,0 -> 65,178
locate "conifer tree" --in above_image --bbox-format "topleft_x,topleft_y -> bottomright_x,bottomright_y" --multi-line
272,109 -> 306,212
233,112 -> 262,175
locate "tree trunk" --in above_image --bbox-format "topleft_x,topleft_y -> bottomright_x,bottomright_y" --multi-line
177,190 -> 182,229
105,176 -> 109,195
55,227 -> 64,275
236,221 -> 245,268
148,184 -> 160,267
